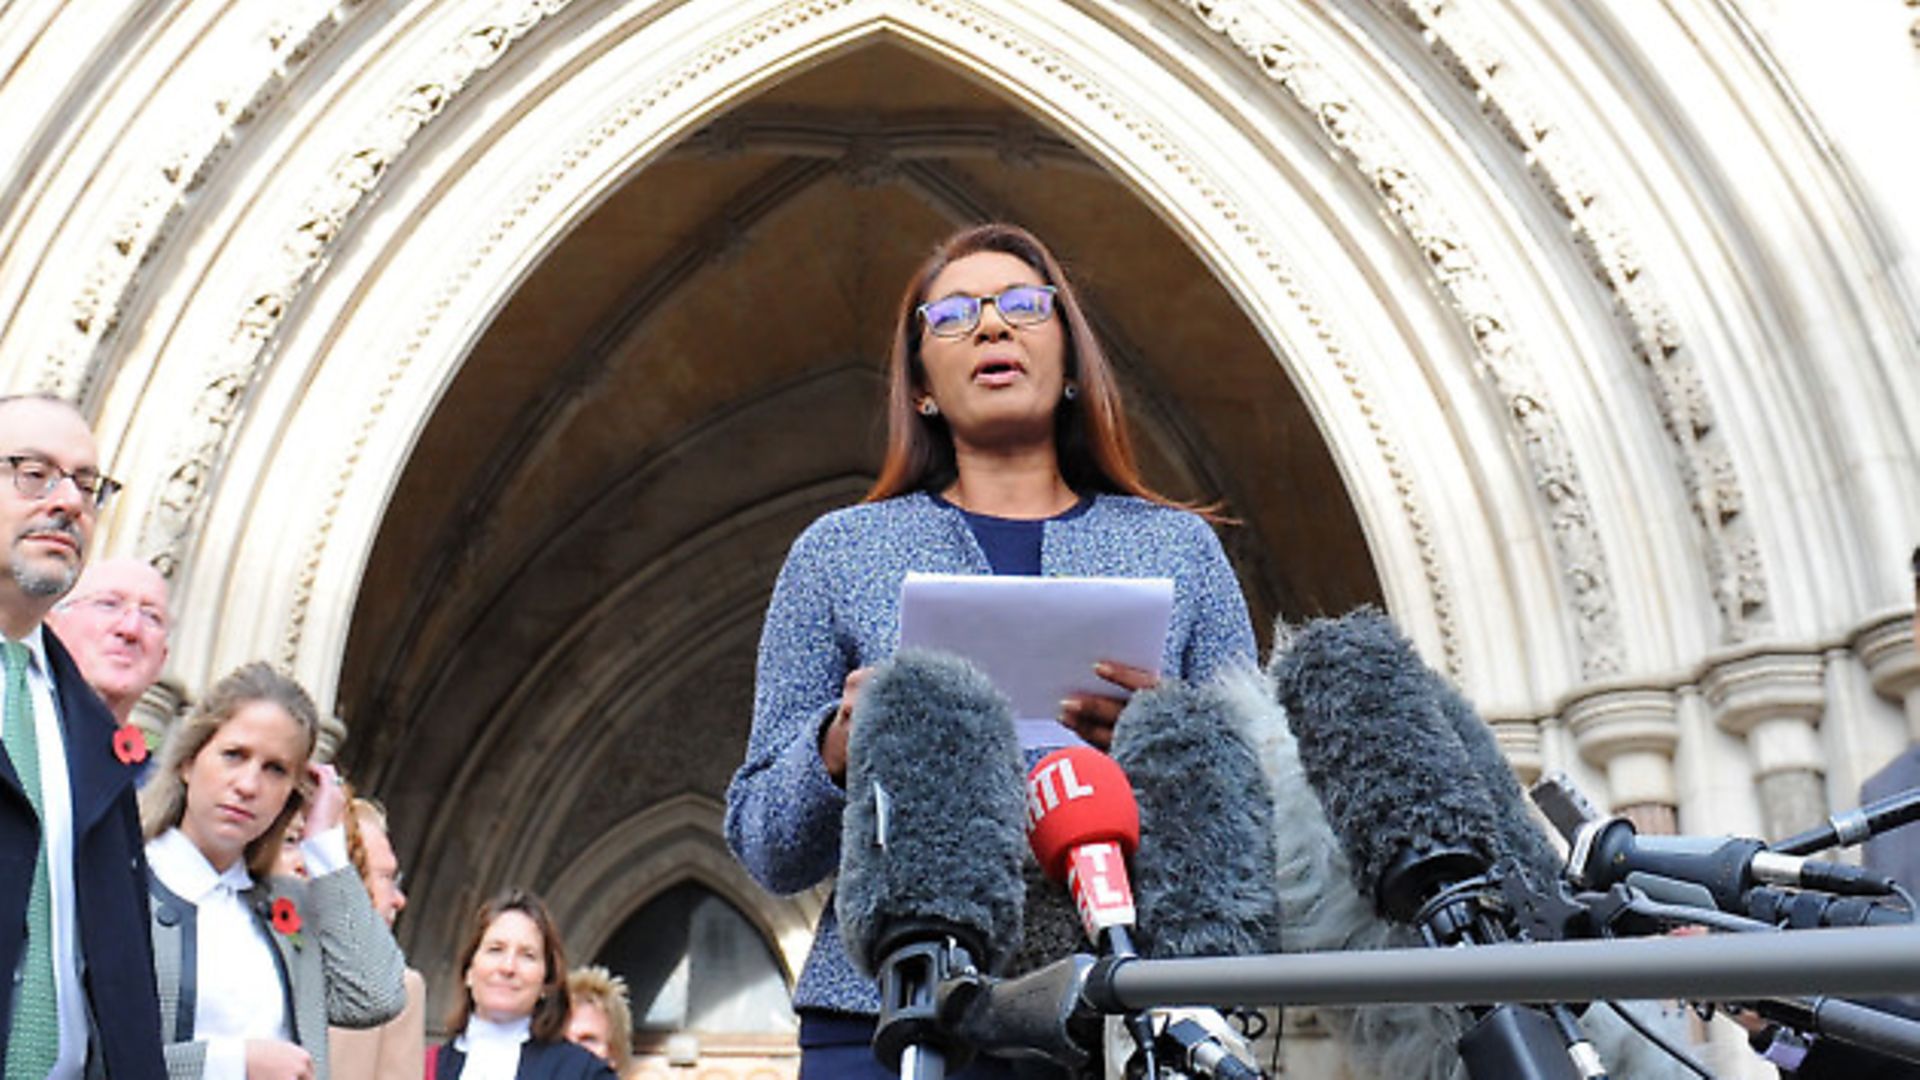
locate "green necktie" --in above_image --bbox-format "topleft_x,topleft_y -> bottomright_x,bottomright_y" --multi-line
3,640 -> 59,1079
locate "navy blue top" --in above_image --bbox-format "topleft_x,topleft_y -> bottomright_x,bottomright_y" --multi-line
934,493 -> 1093,575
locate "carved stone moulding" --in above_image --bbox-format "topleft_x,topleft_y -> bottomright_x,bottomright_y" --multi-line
1177,0 -> 1620,681
1372,0 -> 1769,644
138,0 -> 579,592
44,0 -> 369,402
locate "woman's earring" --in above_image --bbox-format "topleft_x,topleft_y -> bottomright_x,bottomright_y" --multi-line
918,398 -> 940,417
1062,381 -> 1079,402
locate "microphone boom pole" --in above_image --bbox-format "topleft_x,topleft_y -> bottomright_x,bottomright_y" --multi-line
1081,926 -> 1920,1012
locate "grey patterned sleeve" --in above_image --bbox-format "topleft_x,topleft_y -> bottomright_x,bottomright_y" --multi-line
309,865 -> 408,1029
725,517 -> 854,895
1180,515 -> 1258,682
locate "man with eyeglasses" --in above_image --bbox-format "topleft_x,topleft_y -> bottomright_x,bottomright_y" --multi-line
0,393 -> 166,1078
45,557 -> 171,730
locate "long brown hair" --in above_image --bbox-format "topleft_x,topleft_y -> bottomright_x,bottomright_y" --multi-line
137,661 -> 320,879
447,888 -> 573,1042
866,222 -> 1207,514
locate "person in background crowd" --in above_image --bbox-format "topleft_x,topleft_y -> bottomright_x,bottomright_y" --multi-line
0,393 -> 166,1078
432,889 -> 614,1080
274,808 -> 310,879
564,966 -> 635,1078
139,661 -> 407,1078
331,793 -> 426,1080
44,555 -> 171,727
724,223 -> 1256,1078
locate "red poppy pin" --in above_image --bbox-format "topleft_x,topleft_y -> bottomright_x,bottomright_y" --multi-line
112,724 -> 148,766
270,897 -> 304,949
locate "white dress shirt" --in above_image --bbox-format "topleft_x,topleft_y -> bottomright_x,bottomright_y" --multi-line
454,1014 -> 532,1080
3,627 -> 86,1080
147,823 -> 350,1080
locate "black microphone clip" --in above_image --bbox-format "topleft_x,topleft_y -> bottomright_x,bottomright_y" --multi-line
873,931 -> 981,1075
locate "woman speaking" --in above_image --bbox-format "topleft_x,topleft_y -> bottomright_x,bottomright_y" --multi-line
725,223 -> 1256,1077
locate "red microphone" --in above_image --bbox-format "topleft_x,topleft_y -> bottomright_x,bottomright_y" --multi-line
1027,747 -> 1141,946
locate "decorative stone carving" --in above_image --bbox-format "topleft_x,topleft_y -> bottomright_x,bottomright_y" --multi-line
1563,685 -> 1681,817
1371,0 -> 1770,644
140,0 -> 579,596
40,0 -> 368,403
1179,0 -> 1625,679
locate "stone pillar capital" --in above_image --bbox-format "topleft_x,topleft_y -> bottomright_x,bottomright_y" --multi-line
1561,683 -> 1681,815
1563,684 -> 1680,766
317,712 -> 348,764
1486,715 -> 1544,784
1700,648 -> 1826,737
130,675 -> 190,758
1852,610 -> 1920,702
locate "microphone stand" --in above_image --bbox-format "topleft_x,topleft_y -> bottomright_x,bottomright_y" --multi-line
1386,852 -> 1600,1080
1100,926 -> 1159,1080
1748,996 -> 1920,1067
947,927 -> 1920,1074
875,936 -> 979,1080
1077,925 -> 1920,1011
1774,785 -> 1920,856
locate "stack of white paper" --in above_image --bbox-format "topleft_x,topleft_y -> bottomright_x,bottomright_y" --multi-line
897,572 -> 1175,750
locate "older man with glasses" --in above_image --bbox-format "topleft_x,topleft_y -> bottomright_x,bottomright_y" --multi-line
0,393 -> 166,1078
45,556 -> 172,730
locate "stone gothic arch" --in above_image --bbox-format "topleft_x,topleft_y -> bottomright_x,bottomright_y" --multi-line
3,1 -> 1917,1074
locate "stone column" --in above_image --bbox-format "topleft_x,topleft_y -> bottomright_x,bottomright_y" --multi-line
1853,611 -> 1920,738
130,676 -> 189,759
1564,685 -> 1680,835
1701,649 -> 1827,840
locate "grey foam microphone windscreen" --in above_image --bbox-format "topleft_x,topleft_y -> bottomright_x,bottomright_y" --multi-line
1267,608 -> 1501,914
1426,673 -> 1567,894
1110,677 -> 1283,958
836,648 -> 1027,976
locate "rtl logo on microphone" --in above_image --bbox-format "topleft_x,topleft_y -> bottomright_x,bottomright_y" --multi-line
1027,754 -> 1095,830
1066,841 -> 1136,933
1026,753 -> 1136,934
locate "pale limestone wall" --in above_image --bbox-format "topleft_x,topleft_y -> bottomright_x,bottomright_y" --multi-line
1,2 -> 1916,1076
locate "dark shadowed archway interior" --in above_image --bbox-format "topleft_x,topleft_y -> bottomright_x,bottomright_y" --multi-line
597,881 -> 797,1055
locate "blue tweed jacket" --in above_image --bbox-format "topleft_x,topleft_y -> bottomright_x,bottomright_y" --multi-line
725,491 -> 1256,1014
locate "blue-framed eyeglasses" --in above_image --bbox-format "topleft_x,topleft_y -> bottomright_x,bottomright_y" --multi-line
918,284 -> 1058,339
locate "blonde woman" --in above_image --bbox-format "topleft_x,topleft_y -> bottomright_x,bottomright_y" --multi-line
563,966 -> 634,1077
139,661 -> 405,1079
